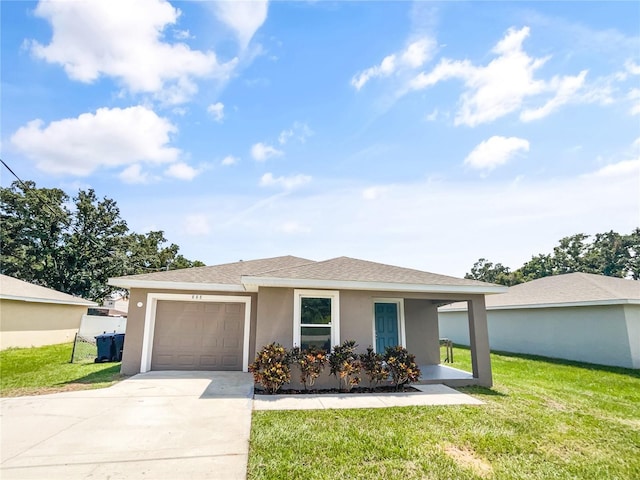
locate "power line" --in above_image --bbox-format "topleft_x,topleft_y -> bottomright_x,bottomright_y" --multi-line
1,157 -> 166,273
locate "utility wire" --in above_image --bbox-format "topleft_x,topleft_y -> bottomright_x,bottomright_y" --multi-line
1,157 -> 166,273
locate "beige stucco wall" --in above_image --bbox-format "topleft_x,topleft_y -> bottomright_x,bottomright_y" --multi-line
120,286 -> 493,387
439,304 -> 639,369
255,288 -> 492,388
120,288 -> 258,375
0,299 -> 85,350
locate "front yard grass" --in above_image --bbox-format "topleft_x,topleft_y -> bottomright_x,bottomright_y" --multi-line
0,342 -> 126,397
248,347 -> 640,479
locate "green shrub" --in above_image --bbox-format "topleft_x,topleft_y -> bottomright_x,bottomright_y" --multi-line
290,346 -> 327,391
249,343 -> 291,394
329,340 -> 361,392
383,346 -> 421,391
359,346 -> 389,389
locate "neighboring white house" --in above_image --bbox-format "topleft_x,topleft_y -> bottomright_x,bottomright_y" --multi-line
0,275 -> 97,350
439,273 -> 640,369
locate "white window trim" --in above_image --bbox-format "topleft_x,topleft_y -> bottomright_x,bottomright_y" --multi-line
372,298 -> 406,353
293,289 -> 340,349
140,293 -> 252,373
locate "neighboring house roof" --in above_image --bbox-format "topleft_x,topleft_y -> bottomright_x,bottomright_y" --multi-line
109,255 -> 506,295
0,274 -> 97,306
440,272 -> 640,311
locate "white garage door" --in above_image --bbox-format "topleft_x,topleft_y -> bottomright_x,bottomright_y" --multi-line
151,301 -> 245,371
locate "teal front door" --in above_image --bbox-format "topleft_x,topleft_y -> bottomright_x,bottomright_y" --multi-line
375,302 -> 399,353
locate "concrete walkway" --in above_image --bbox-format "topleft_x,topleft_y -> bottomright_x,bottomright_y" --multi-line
253,384 -> 483,411
0,371 -> 254,480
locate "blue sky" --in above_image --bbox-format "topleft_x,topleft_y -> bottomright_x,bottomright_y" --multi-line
2,1 -> 639,276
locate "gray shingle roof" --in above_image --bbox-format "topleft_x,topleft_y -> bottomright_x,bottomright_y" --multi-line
0,275 -> 97,306
246,256 -> 495,287
109,255 -> 504,293
109,256 -> 314,285
441,272 -> 640,310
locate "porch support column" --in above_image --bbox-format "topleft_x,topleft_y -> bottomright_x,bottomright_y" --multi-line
467,296 -> 493,387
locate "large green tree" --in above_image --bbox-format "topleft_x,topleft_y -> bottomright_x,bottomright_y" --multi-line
466,229 -> 640,285
1,181 -> 204,302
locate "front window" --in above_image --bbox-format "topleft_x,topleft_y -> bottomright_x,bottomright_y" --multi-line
294,290 -> 339,351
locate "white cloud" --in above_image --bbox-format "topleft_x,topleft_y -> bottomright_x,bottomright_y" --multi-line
221,155 -> 239,166
585,159 -> 640,178
119,164 -> 151,184
362,186 -> 390,200
408,26 -> 593,126
164,162 -> 200,180
173,29 -> 192,40
146,160 -> 637,278
259,173 -> 311,190
425,109 -> 439,121
183,214 -> 211,236
251,142 -> 283,161
278,122 -> 313,145
352,37 -> 436,90
464,136 -> 530,172
520,71 -> 588,121
207,102 -> 225,122
30,0 -> 235,104
11,106 -> 180,176
211,0 -> 268,50
628,88 -> 640,115
281,221 -> 311,234
626,60 -> 640,75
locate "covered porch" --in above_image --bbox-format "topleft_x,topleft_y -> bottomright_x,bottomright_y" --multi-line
401,295 -> 493,388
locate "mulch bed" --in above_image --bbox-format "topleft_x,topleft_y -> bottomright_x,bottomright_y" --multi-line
255,385 -> 419,395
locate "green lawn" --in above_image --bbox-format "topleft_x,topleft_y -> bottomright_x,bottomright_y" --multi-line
0,342 -> 126,397
248,347 -> 640,480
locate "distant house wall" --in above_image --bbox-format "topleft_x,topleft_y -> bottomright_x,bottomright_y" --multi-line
624,305 -> 640,369
79,314 -> 127,339
439,304 -> 639,369
0,299 -> 85,350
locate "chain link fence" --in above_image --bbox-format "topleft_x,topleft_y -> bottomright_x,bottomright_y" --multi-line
69,314 -> 127,363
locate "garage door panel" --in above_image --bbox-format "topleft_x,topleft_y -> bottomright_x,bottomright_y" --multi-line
223,337 -> 240,348
199,355 -> 217,367
222,355 -> 239,367
225,304 -> 241,314
151,300 -> 245,371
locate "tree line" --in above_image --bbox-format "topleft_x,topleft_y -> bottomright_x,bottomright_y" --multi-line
465,230 -> 640,286
1,181 -> 204,302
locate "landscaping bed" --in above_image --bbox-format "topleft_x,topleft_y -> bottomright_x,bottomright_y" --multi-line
255,385 -> 419,395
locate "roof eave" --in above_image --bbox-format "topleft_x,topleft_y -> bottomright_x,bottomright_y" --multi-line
108,278 -> 248,292
241,276 -> 508,294
0,294 -> 97,307
440,298 -> 640,312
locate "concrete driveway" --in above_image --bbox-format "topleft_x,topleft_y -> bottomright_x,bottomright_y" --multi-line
0,371 -> 254,480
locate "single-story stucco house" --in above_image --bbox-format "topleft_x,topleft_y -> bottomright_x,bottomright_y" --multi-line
0,274 -> 97,350
439,272 -> 640,369
109,256 -> 507,387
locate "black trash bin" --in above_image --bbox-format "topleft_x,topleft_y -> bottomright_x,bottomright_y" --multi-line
113,333 -> 125,362
95,333 -> 125,362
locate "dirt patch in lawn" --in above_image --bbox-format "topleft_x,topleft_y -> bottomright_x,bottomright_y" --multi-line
1,378 -> 126,398
443,444 -> 493,478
